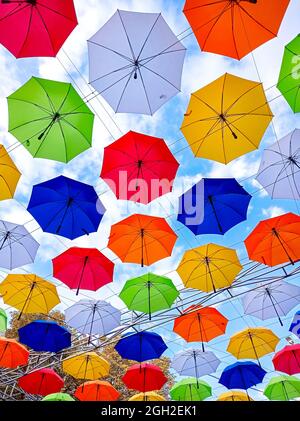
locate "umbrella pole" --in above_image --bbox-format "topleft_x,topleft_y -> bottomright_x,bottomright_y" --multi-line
206,258 -> 216,293
208,196 -> 223,234
147,280 -> 152,321
0,232 -> 9,250
272,228 -> 294,265
141,228 -> 145,267
282,381 -> 289,401
193,351 -> 199,388
18,282 -> 36,320
197,314 -> 205,352
76,256 -> 89,296
265,288 -> 283,326
88,304 -> 97,345
248,333 -> 261,367
56,198 -> 74,234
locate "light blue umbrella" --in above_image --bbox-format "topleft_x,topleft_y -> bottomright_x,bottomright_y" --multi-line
171,349 -> 220,379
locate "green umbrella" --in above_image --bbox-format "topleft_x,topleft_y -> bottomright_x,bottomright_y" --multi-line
0,308 -> 7,332
8,77 -> 94,163
42,393 -> 75,402
170,378 -> 212,401
264,375 -> 300,401
277,34 -> 300,113
119,273 -> 179,319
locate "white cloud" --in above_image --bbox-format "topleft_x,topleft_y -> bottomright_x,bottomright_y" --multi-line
262,206 -> 287,218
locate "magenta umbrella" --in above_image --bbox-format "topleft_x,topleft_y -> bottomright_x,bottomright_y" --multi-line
273,345 -> 300,375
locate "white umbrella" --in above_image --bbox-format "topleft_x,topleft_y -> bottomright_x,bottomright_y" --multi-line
171,349 -> 220,380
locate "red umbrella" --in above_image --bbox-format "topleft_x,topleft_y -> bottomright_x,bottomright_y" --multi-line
18,368 -> 63,396
122,363 -> 167,392
53,247 -> 114,295
100,131 -> 179,204
0,0 -> 77,58
273,345 -> 300,375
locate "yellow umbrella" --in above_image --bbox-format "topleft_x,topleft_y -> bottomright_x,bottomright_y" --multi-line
0,274 -> 59,318
217,391 -> 253,401
0,144 -> 21,201
181,73 -> 273,164
129,392 -> 166,401
177,243 -> 242,293
62,352 -> 110,380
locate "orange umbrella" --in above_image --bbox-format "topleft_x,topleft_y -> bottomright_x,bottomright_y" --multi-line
108,214 -> 177,267
173,305 -> 228,351
183,0 -> 290,60
0,337 -> 29,368
245,212 -> 300,266
74,380 -> 119,401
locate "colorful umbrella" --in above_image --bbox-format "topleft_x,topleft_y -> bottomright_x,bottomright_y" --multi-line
27,175 -> 105,240
42,393 -> 75,402
183,0 -> 290,60
100,131 -> 179,204
264,375 -> 300,401
0,220 -> 39,270
0,274 -> 60,319
0,308 -> 7,332
177,178 -> 251,235
52,247 -> 114,295
18,368 -> 64,396
273,345 -> 300,375
0,144 -> 21,201
244,212 -> 300,266
219,362 -> 266,391
8,77 -> 94,163
290,310 -> 300,338
171,349 -> 220,379
0,337 -> 29,368
108,214 -> 177,267
170,378 -> 211,401
18,320 -> 71,353
129,392 -> 165,401
217,391 -> 254,402
176,243 -> 242,293
74,381 -> 119,401
173,305 -> 228,350
122,363 -> 167,392
62,352 -> 110,380
0,0 -> 77,58
181,73 -> 273,164
88,10 -> 186,115
119,273 -> 179,319
115,331 -> 167,362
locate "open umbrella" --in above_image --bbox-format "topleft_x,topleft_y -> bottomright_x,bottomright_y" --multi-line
74,381 -> 119,401
0,220 -> 39,270
108,214 -> 177,267
264,375 -> 300,401
119,273 -> 179,319
122,363 -> 167,392
27,175 -> 105,240
62,352 -> 110,380
290,310 -> 300,338
8,77 -> 94,163
53,247 -> 114,295
217,391 -> 254,402
171,349 -> 220,379
0,337 -> 29,368
170,378 -> 211,401
0,308 -> 7,332
115,331 -> 167,362
177,178 -> 251,235
177,243 -> 242,293
273,345 -> 300,375
244,212 -> 300,266
18,320 -> 71,353
88,10 -> 186,115
0,144 -> 21,201
100,131 -> 179,204
129,392 -> 165,401
0,0 -> 77,58
219,362 -> 266,391
18,368 -> 64,396
42,393 -> 74,402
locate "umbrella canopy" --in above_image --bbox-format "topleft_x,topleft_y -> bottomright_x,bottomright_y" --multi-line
264,375 -> 300,401
278,34 -> 300,113
171,349 -> 220,378
244,212 -> 300,266
115,331 -> 167,362
290,310 -> 300,338
181,73 -> 273,164
74,381 -> 119,401
122,363 -> 167,392
0,219 -> 39,270
42,393 -> 75,402
62,352 -> 110,380
273,345 -> 300,375
18,368 -> 64,396
256,129 -> 300,200
0,274 -> 60,318
183,0 -> 290,60
88,10 -> 186,115
177,178 -> 251,236
119,273 -> 179,318
27,175 -> 105,240
0,337 -> 29,368
177,243 -> 242,293
108,214 -> 177,267
129,392 -> 165,401
242,281 -> 300,326
18,320 -> 71,353
52,247 -> 114,295
217,391 -> 253,402
0,144 -> 21,201
0,308 -> 7,332
219,362 -> 266,390
100,131 -> 179,204
8,77 -> 94,163
170,378 -> 211,401
173,305 -> 228,350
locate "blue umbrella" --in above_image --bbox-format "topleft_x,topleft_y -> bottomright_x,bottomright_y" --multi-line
177,178 -> 251,235
290,311 -> 300,339
219,361 -> 266,390
18,320 -> 71,353
27,175 -> 105,240
115,331 -> 167,362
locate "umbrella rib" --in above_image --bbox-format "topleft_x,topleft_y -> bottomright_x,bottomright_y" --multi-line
201,2 -> 231,51
138,62 -> 181,92
34,79 -> 57,115
9,115 -> 53,132
117,10 -> 136,61
37,2 -> 77,23
59,117 -> 92,147
139,48 -> 186,66
56,118 -> 69,162
194,119 -> 221,156
137,13 -> 161,61
16,5 -> 34,57
224,83 -> 264,115
183,0 -> 227,13
230,4 -> 240,59
8,97 -> 53,115
229,121 -> 259,148
57,84 -> 72,114
87,41 -> 134,64
0,3 -> 29,23
116,68 -> 136,113
34,6 -> 56,56
137,67 -> 153,115
238,3 -> 278,38
270,161 -> 291,197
